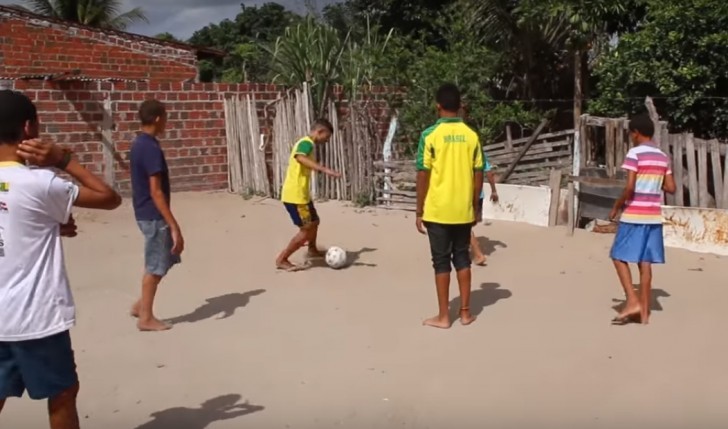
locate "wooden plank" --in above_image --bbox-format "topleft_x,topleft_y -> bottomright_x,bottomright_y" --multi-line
568,175 -> 626,186
697,139 -> 710,207
672,134 -> 684,206
499,118 -> 550,183
645,96 -> 661,145
685,133 -> 699,207
485,129 -> 574,152
614,119 -> 625,172
505,125 -> 513,150
710,139 -> 723,209
548,169 -> 562,227
487,139 -> 571,158
490,150 -> 572,166
375,188 -> 416,198
663,124 -> 675,205
605,120 -> 615,177
567,182 -> 575,236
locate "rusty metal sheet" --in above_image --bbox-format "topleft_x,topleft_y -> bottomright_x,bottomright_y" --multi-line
663,206 -> 728,256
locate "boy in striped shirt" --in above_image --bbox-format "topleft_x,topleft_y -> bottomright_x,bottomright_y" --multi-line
609,114 -> 676,325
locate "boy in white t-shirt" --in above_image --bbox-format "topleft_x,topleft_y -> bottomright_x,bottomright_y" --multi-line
0,90 -> 121,429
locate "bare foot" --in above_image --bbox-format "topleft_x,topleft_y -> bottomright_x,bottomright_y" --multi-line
640,307 -> 650,325
422,315 -> 451,329
130,301 -> 140,318
137,318 -> 172,332
473,255 -> 487,266
612,303 -> 642,325
460,309 -> 477,326
276,259 -> 306,272
307,249 -> 326,259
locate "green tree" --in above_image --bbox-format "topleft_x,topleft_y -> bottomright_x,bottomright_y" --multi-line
188,2 -> 300,82
591,0 -> 728,138
155,32 -> 180,43
22,0 -> 147,30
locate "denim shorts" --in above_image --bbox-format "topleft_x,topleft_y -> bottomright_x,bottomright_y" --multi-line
610,222 -> 665,264
137,219 -> 181,277
0,331 -> 78,400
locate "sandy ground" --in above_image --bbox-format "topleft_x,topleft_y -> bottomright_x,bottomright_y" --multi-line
3,191 -> 728,429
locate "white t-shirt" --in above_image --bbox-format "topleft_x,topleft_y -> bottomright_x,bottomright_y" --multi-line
0,161 -> 79,341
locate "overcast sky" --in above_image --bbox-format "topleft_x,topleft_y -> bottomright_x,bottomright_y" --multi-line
1,0 -> 339,40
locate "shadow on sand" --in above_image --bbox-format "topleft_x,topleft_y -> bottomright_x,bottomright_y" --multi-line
450,282 -> 513,320
166,290 -> 266,325
308,247 -> 378,269
134,394 -> 264,429
612,287 -> 671,313
475,237 -> 507,256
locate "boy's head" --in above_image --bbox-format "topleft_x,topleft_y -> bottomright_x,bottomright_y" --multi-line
628,113 -> 655,144
0,90 -> 39,145
138,99 -> 167,135
436,83 -> 461,116
309,118 -> 334,144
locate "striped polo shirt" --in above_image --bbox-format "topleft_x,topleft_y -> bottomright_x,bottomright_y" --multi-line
620,143 -> 671,224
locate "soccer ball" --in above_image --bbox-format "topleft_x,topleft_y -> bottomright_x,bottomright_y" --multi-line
325,246 -> 348,269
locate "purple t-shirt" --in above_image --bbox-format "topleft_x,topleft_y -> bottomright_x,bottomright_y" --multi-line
129,133 -> 171,221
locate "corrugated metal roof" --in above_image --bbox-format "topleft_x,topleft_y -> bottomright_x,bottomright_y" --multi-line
0,74 -> 147,83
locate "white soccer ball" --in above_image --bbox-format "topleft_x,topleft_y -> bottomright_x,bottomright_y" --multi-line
325,246 -> 348,269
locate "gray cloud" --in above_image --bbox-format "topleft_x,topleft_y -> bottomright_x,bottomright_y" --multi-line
0,0 -> 339,40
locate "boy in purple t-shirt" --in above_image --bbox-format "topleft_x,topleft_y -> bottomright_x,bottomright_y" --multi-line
609,114 -> 675,325
129,100 -> 184,332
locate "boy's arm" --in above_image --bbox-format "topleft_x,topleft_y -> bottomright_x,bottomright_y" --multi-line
415,132 -> 432,234
610,171 -> 637,221
149,174 -> 184,255
663,169 -> 676,194
17,139 -> 121,214
294,154 -> 341,177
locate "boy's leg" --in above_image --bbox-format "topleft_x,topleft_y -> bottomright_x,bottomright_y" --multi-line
454,224 -> 476,325
0,341 -> 23,416
610,222 -> 642,321
638,262 -> 652,324
470,231 -> 486,266
135,220 -> 178,331
13,332 -> 80,429
423,223 -> 453,329
305,203 -> 325,257
276,227 -> 310,270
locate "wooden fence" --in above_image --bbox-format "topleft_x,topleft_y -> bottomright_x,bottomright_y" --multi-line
579,115 -> 728,209
373,125 -> 574,210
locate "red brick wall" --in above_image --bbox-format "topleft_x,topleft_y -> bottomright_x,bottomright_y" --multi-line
6,80 -> 396,196
0,11 -> 198,82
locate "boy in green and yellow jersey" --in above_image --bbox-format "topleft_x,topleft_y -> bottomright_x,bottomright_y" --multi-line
415,84 -> 484,329
276,119 -> 341,271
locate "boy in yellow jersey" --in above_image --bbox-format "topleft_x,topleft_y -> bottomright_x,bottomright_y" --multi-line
416,83 -> 484,329
276,119 -> 341,271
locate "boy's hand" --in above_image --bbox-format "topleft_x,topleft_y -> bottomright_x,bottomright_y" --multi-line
609,208 -> 619,222
490,191 -> 499,203
17,139 -> 65,167
416,217 -> 427,234
59,215 -> 78,238
171,227 -> 185,255
325,168 -> 342,178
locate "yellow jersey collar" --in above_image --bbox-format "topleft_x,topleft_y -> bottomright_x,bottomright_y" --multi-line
436,117 -> 463,124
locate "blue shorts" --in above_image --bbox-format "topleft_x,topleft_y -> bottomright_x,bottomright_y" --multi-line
138,219 -> 181,277
0,331 -> 78,400
610,222 -> 665,264
284,202 -> 319,227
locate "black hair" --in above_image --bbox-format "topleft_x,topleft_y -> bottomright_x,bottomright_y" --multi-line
436,83 -> 461,113
312,118 -> 334,133
0,90 -> 38,144
138,99 -> 166,126
628,113 -> 655,138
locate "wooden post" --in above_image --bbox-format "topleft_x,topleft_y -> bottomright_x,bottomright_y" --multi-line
697,139 -> 709,207
505,125 -> 513,151
710,139 -> 723,209
573,50 -> 583,130
101,96 -> 115,189
548,169 -> 562,227
605,120 -> 615,177
672,134 -> 684,206
685,133 -> 699,207
567,181 -> 575,236
645,96 -> 661,146
500,118 -> 549,183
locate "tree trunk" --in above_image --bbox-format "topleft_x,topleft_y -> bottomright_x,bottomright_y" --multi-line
573,49 -> 583,129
